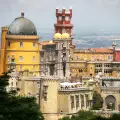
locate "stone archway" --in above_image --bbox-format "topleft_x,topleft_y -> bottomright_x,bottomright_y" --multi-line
105,95 -> 116,110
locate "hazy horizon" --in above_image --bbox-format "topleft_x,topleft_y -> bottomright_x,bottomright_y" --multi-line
0,0 -> 120,33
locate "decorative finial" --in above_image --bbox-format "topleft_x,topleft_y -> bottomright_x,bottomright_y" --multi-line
21,10 -> 24,17
112,41 -> 116,46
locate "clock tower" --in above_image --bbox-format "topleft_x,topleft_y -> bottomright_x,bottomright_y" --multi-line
54,7 -> 73,37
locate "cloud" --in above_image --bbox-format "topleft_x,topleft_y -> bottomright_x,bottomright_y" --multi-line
0,0 -> 120,33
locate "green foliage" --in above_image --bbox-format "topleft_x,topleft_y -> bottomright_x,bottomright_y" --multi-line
110,113 -> 120,120
0,71 -> 44,120
92,91 -> 103,110
59,111 -> 97,120
60,110 -> 120,120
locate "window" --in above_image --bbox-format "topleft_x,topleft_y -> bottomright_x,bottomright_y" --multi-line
11,82 -> 13,87
99,55 -> 102,61
76,95 -> 79,109
8,40 -> 11,47
20,42 -> 23,47
43,85 -> 48,101
70,96 -> 74,109
85,95 -> 89,108
11,55 -> 15,63
62,29 -> 66,33
33,42 -> 36,47
108,56 -> 113,61
92,56 -> 95,61
20,65 -> 22,71
8,56 -> 10,62
81,95 -> 84,108
19,56 -> 23,62
33,56 -> 36,62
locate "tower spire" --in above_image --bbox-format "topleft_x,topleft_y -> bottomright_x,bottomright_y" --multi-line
21,10 -> 24,17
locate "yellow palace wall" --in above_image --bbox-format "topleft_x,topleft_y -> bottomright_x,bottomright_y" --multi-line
5,39 -> 40,75
70,51 -> 113,77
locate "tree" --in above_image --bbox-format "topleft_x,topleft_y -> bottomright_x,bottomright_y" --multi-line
92,91 -> 103,110
60,110 -> 111,120
0,71 -> 44,120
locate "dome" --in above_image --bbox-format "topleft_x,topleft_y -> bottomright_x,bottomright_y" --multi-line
53,33 -> 61,39
7,12 -> 37,35
61,33 -> 70,39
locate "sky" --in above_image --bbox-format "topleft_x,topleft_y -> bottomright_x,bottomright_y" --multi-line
0,0 -> 120,33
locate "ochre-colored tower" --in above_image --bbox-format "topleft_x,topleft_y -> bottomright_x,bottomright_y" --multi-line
0,26 -> 8,74
0,11 -> 40,76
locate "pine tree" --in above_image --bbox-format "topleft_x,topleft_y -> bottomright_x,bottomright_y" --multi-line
0,71 -> 44,120
92,91 -> 103,110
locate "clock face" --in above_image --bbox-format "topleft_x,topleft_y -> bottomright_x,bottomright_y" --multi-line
65,16 -> 70,21
58,16 -> 62,21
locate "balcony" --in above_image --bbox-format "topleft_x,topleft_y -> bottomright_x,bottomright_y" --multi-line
54,24 -> 73,27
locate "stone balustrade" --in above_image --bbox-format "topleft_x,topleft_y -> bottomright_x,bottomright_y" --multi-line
100,86 -> 120,91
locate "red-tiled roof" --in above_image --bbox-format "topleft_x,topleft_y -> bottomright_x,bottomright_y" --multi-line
88,48 -> 113,53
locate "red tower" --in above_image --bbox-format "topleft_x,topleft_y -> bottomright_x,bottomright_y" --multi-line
54,7 -> 73,36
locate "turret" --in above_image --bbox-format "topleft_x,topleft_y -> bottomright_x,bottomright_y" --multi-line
0,26 -> 8,74
112,41 -> 116,61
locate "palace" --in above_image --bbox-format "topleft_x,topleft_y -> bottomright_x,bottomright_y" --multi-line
0,8 -> 120,120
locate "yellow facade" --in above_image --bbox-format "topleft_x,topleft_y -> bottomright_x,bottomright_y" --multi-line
69,48 -> 114,78
0,26 -> 8,74
5,37 -> 40,75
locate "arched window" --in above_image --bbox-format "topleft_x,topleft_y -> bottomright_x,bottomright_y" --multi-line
33,42 -> 36,47
11,55 -> 15,63
33,56 -> 36,62
8,56 -> 10,62
19,56 -> 23,62
11,82 -> 13,86
20,42 -> 23,47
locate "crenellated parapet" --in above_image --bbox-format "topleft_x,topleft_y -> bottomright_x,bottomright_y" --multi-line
100,86 -> 120,91
1,26 -> 9,31
56,7 -> 72,17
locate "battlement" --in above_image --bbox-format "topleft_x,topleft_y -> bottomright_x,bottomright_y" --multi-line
56,7 -> 72,17
1,26 -> 9,31
101,77 -> 120,80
